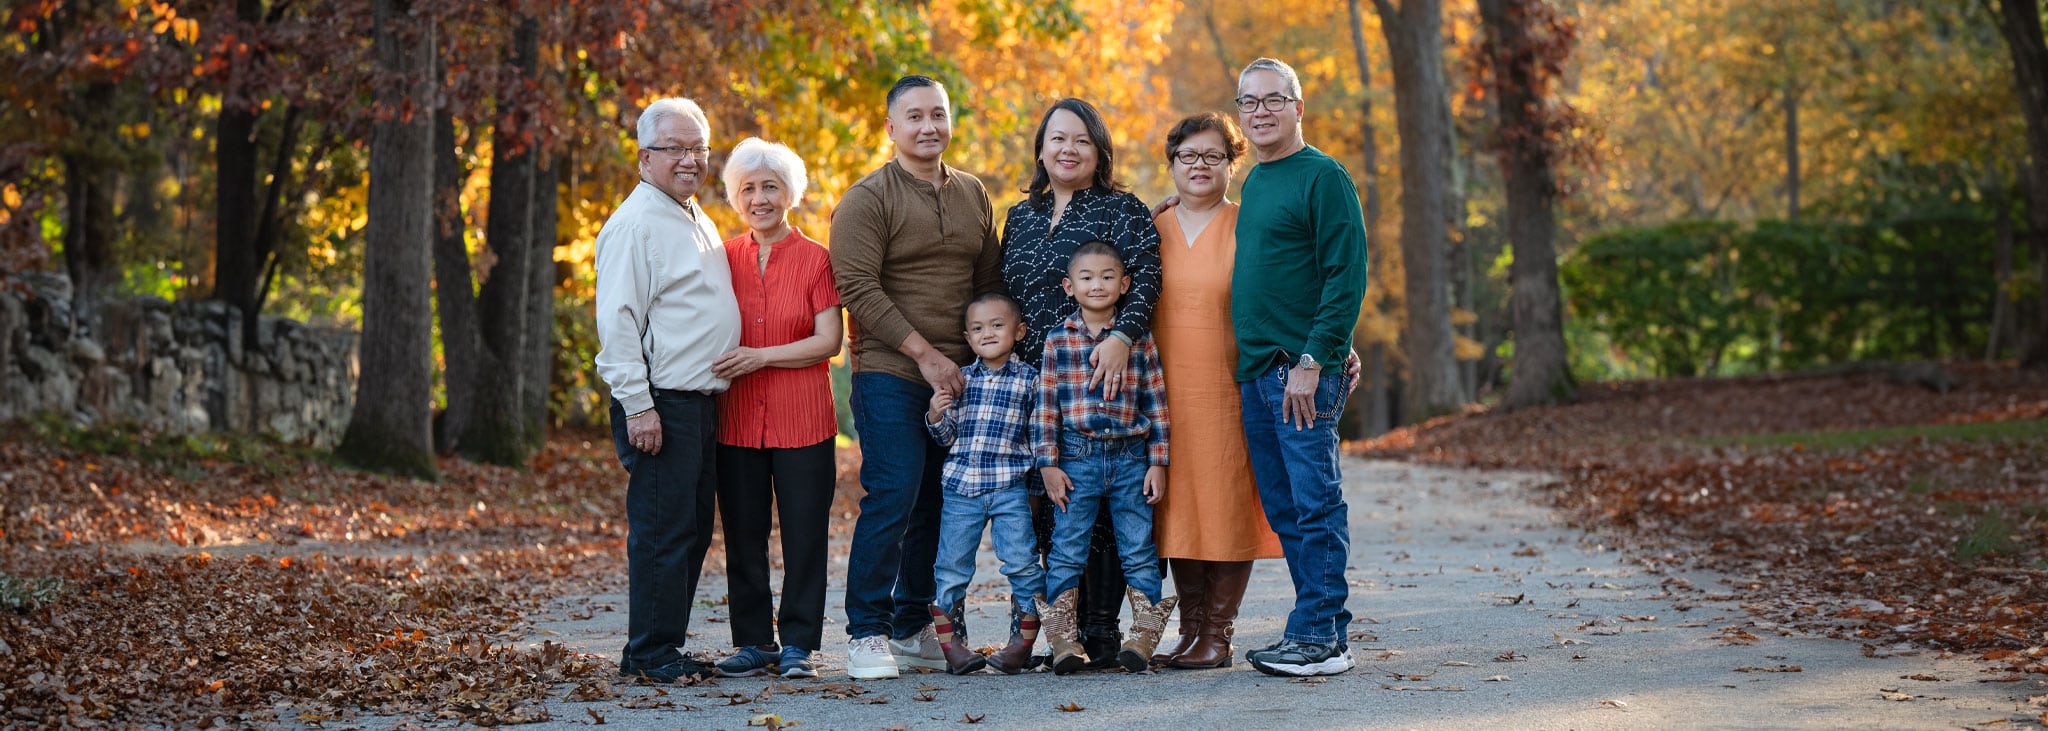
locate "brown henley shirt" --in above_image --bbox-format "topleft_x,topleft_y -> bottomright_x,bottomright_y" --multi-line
829,160 -> 1003,384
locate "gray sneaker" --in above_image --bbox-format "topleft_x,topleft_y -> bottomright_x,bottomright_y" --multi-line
714,645 -> 778,677
778,646 -> 816,679
889,623 -> 947,671
1247,640 -> 1355,677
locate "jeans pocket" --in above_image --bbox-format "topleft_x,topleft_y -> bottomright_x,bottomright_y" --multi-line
1313,373 -> 1349,421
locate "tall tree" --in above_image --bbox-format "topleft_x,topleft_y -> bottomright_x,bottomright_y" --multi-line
458,14 -> 540,466
1374,0 -> 1469,420
430,108 -> 480,453
1479,0 -> 1574,408
337,0 -> 438,479
1990,0 -> 2048,368
1346,0 -> 1395,436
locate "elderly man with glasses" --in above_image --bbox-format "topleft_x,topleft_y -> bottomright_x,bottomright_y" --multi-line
593,96 -> 742,683
1228,58 -> 1370,678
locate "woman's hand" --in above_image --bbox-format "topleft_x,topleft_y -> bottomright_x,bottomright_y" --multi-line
1149,195 -> 1181,218
1346,348 -> 1362,395
1088,336 -> 1133,399
712,347 -> 771,380
1143,465 -> 1166,505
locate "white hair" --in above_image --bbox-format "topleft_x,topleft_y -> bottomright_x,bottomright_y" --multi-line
636,97 -> 710,147
1238,57 -> 1304,101
721,137 -> 809,211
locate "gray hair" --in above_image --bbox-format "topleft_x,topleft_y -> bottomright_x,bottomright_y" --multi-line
722,137 -> 809,211
636,97 -> 711,147
1238,58 -> 1303,101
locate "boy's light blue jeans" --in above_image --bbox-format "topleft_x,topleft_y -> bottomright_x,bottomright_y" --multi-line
1043,433 -> 1164,603
933,486 -> 1045,616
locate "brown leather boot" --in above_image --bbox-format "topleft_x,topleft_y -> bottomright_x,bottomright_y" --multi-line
1035,589 -> 1089,675
928,603 -> 987,675
1116,587 -> 1179,672
1152,559 -> 1210,665
1170,560 -> 1251,669
983,610 -> 1039,675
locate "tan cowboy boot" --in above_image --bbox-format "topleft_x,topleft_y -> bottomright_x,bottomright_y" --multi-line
1035,589 -> 1089,675
1153,559 -> 1210,665
1117,587 -> 1180,672
984,610 -> 1040,675
928,603 -> 987,675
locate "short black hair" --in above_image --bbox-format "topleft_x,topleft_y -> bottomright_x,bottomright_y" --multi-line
962,291 -> 1023,329
1066,240 -> 1124,273
887,75 -> 944,111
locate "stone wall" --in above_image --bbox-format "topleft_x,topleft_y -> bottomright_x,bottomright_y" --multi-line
0,274 -> 357,447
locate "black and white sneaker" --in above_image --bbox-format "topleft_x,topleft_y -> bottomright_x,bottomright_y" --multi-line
1246,640 -> 1354,677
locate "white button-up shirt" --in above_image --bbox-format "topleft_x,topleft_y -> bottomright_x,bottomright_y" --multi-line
593,181 -> 743,415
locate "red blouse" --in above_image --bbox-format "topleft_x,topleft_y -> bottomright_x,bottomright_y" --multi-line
717,228 -> 842,448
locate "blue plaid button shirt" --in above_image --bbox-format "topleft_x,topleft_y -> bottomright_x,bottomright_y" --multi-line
927,358 -> 1039,497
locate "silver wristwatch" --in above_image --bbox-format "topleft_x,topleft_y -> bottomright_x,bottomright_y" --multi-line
1297,353 -> 1322,370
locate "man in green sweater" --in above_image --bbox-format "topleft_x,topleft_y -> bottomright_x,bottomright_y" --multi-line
1229,57 -> 1370,677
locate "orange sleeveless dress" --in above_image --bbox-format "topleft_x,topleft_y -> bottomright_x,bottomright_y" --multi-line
1151,204 -> 1282,561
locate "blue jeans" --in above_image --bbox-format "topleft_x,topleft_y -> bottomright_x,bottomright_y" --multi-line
1240,362 -> 1353,645
844,372 -> 947,641
1044,433 -> 1163,603
934,487 -> 1045,616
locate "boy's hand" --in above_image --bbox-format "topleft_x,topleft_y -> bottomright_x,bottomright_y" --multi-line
926,390 -> 954,424
1041,467 -> 1072,511
1143,465 -> 1167,505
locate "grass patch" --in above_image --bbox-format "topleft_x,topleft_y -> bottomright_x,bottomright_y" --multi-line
1954,512 -> 2022,563
1695,418 -> 2048,451
0,574 -> 66,613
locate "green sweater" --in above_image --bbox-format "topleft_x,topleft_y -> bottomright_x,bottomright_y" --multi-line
1230,145 -> 1370,382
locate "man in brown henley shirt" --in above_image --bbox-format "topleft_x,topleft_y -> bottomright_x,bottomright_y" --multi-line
830,74 -> 1002,680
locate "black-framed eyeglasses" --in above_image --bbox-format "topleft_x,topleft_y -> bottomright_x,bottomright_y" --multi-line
1235,94 -> 1297,113
1173,150 -> 1230,167
644,145 -> 711,159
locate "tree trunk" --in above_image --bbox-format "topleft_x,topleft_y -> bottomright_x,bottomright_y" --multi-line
59,148 -> 114,321
1345,0 -> 1390,437
1989,183 -> 2016,360
1481,0 -> 1574,410
1994,0 -> 2048,369
212,0 -> 265,343
458,16 -> 540,466
337,0 -> 438,480
431,108 -> 479,453
1784,82 -> 1800,221
1373,0 -> 1468,421
522,154 -> 559,449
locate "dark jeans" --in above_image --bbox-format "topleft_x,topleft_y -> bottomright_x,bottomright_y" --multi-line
1239,362 -> 1354,645
843,372 -> 946,641
610,390 -> 719,670
716,439 -> 836,652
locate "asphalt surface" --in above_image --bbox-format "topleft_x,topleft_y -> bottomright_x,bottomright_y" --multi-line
472,460 -> 2046,729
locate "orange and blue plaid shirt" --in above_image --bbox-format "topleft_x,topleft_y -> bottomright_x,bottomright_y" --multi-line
927,358 -> 1038,497
1031,312 -> 1170,468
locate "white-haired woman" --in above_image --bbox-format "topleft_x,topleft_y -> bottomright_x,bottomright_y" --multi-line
709,137 -> 843,680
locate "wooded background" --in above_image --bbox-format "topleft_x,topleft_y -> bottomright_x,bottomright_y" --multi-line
5,0 -> 2044,476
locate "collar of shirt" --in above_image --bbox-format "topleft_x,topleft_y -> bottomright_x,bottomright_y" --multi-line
1059,311 -> 1115,340
888,158 -> 955,188
965,358 -> 1027,378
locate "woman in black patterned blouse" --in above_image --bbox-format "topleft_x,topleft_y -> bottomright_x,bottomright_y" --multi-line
1001,97 -> 1163,670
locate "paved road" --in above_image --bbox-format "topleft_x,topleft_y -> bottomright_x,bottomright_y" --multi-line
508,460 -> 2044,730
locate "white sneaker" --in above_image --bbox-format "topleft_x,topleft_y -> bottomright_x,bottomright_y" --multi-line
888,623 -> 947,671
846,635 -> 899,680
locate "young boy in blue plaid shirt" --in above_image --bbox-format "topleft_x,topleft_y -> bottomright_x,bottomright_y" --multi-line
923,292 -> 1046,675
1031,240 -> 1177,675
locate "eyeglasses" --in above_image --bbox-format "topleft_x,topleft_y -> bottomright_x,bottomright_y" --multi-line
1235,94 -> 1297,113
1173,150 -> 1230,167
644,145 -> 711,159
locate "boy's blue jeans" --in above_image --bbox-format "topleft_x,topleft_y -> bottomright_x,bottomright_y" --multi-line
1043,433 -> 1164,604
933,486 -> 1045,617
1239,361 -> 1354,646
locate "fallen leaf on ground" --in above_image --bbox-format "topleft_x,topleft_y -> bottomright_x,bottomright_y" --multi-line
1599,699 -> 1629,709
1733,665 -> 1802,673
959,713 -> 985,724
1879,690 -> 1913,702
1902,674 -> 1945,682
586,708 -> 604,725
1380,684 -> 1468,692
1442,661 -> 1475,667
1485,675 -> 1511,682
1055,702 -> 1085,712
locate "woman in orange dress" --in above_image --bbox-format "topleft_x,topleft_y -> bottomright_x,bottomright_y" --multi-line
1149,112 -> 1282,669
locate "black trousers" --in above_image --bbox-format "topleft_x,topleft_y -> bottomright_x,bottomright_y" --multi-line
611,390 -> 719,670
715,439 -> 836,651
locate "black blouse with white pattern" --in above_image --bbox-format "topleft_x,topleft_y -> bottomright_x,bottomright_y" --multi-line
999,186 -> 1163,366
